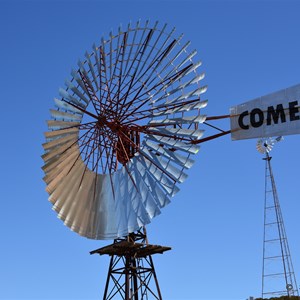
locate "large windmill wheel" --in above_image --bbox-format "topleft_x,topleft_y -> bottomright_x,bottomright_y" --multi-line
42,20 -> 207,240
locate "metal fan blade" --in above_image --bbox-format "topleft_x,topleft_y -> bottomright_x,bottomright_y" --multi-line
47,120 -> 80,130
149,127 -> 204,140
132,158 -> 171,208
42,139 -> 76,162
54,98 -> 84,114
114,167 -> 152,233
42,134 -> 77,151
43,143 -> 80,184
149,115 -> 206,126
136,154 -> 180,196
155,73 -> 205,100
185,60 -> 202,75
62,170 -> 98,238
139,148 -> 188,183
59,88 -> 87,108
44,127 -> 78,139
64,78 -> 89,105
42,20 -> 207,240
177,50 -> 197,70
84,51 -> 99,90
49,157 -> 83,201
125,162 -> 161,219
144,139 -> 195,169
42,144 -> 79,174
43,149 -> 80,185
44,146 -> 80,193
150,100 -> 208,117
167,86 -> 207,103
50,109 -> 82,122
147,134 -> 200,154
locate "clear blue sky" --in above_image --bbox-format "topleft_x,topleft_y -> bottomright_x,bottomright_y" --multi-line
1,1 -> 300,299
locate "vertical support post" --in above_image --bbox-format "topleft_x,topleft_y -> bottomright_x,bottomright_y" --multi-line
103,254 -> 114,300
125,255 -> 130,300
149,255 -> 163,300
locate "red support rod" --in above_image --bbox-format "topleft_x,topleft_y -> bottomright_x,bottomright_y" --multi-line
191,130 -> 231,144
205,114 -> 231,121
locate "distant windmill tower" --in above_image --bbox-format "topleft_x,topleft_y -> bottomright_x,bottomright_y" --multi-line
256,137 -> 299,298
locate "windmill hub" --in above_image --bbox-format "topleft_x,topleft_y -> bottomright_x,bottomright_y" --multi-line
96,115 -> 124,133
106,120 -> 123,133
96,115 -> 107,128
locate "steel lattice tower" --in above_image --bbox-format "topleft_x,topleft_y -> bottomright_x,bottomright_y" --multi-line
261,152 -> 299,299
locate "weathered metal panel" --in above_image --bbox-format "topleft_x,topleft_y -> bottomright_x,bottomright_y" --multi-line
230,83 -> 300,140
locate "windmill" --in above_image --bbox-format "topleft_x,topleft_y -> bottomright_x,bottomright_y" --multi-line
256,137 -> 299,298
42,20 -> 216,299
42,19 -> 300,299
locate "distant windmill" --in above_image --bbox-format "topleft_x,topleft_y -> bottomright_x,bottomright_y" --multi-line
256,137 -> 299,298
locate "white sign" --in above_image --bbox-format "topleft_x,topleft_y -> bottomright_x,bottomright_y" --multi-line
230,84 -> 300,140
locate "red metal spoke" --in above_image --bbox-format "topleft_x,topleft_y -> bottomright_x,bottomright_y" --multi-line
123,27 -> 154,78
117,130 -> 140,150
79,127 -> 117,174
102,131 -> 116,174
107,32 -> 128,112
121,98 -> 200,125
133,62 -> 193,104
94,133 -> 107,174
111,68 -> 139,119
115,32 -> 128,113
118,122 -> 193,142
81,132 -> 101,167
59,126 -> 97,178
136,145 -> 177,183
117,69 -> 185,123
99,46 -> 114,112
109,29 -> 155,115
139,127 -> 192,142
92,137 -> 107,174
54,125 -> 94,163
124,38 -> 177,102
116,126 -> 184,181
97,46 -> 105,109
93,128 -> 113,174
101,135 -> 118,197
61,99 -> 99,120
205,114 -> 231,120
94,134 -> 105,174
78,70 -> 101,114
77,162 -> 90,192
79,129 -> 101,165
123,163 -> 138,192
121,28 -> 154,88
117,134 -> 131,164
118,63 -> 193,122
191,130 -> 231,144
123,38 -> 177,101
54,121 -> 97,132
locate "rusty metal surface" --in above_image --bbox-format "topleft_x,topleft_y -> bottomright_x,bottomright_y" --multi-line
90,240 -> 171,257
